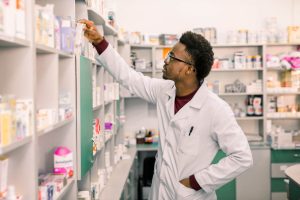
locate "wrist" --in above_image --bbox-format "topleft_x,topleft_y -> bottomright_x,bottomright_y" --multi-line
92,36 -> 104,45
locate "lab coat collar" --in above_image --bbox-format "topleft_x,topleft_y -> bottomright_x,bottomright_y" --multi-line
189,81 -> 209,110
165,84 -> 176,98
164,81 -> 209,120
165,85 -> 176,119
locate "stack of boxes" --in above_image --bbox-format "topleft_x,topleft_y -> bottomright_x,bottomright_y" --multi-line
0,0 -> 26,39
35,4 -> 75,53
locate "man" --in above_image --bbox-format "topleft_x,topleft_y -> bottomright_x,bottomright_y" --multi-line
81,19 -> 253,200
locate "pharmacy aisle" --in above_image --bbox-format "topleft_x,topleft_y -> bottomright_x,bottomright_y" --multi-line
1,0 -> 300,199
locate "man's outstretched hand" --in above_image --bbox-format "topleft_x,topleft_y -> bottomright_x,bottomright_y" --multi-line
78,19 -> 103,45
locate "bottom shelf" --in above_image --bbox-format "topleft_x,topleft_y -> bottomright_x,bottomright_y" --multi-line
100,147 -> 137,200
55,178 -> 75,200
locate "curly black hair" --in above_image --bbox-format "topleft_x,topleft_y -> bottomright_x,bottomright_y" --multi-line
179,31 -> 214,82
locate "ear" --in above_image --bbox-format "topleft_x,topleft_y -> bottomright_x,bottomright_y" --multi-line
186,67 -> 192,75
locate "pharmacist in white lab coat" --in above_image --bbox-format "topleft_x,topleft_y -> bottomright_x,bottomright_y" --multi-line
81,19 -> 253,200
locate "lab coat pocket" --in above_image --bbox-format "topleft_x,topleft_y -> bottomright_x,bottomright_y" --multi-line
176,181 -> 195,199
179,135 -> 200,156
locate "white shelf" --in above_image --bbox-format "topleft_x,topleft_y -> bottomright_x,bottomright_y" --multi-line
104,23 -> 118,36
36,44 -> 74,58
219,92 -> 263,96
0,135 -> 32,155
211,68 -> 263,72
54,178 -> 75,200
123,95 -> 138,98
156,45 -> 173,48
212,43 -> 263,48
136,68 -> 153,73
236,117 -> 263,120
104,100 -> 114,106
0,34 -> 30,47
267,92 -> 300,95
117,39 -> 126,45
87,8 -> 106,25
87,8 -> 117,36
130,44 -> 153,48
100,147 -> 137,200
93,104 -> 102,111
36,44 -> 58,54
266,43 -> 300,46
267,116 -> 300,119
266,67 -> 287,71
93,143 -> 104,157
58,50 -> 74,58
105,134 -> 113,143
38,117 -> 74,137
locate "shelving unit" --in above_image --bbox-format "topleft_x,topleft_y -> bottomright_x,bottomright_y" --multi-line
0,35 -> 31,47
211,68 -> 263,72
122,42 -> 266,141
218,92 -> 263,96
75,2 -> 127,200
37,117 -> 74,137
0,136 -> 33,155
0,0 -> 36,199
35,0 -> 78,199
123,43 -> 299,146
0,0 -> 80,198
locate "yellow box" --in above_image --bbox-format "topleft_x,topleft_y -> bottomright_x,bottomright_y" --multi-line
288,26 -> 300,43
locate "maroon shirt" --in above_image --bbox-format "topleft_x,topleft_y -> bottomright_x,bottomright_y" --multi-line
94,39 -> 202,191
174,89 -> 198,114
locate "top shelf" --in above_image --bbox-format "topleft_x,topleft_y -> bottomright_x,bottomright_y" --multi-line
129,43 -> 300,49
0,34 -> 30,47
36,44 -> 74,58
211,68 -> 263,72
212,43 -> 263,47
266,43 -> 300,46
130,44 -> 154,48
87,8 -> 117,36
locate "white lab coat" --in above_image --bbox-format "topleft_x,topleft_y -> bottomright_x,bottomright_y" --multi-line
96,44 -> 253,200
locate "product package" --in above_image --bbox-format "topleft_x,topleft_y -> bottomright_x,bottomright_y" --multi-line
35,4 -> 55,47
59,16 -> 75,53
16,99 -> 33,139
288,26 -> 300,43
3,0 -> 16,37
15,0 -> 25,39
158,34 -> 178,45
53,146 -> 73,178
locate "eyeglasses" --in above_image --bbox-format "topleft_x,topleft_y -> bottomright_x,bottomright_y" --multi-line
165,52 -> 193,66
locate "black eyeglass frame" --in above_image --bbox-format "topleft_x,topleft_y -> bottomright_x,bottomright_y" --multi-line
166,52 -> 193,66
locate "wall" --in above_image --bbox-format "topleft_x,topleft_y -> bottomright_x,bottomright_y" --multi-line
115,0 -> 299,42
118,0 -> 300,137
124,98 -> 158,137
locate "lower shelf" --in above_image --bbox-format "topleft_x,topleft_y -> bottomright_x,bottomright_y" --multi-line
0,135 -> 32,155
100,147 -> 137,200
55,178 -> 75,200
